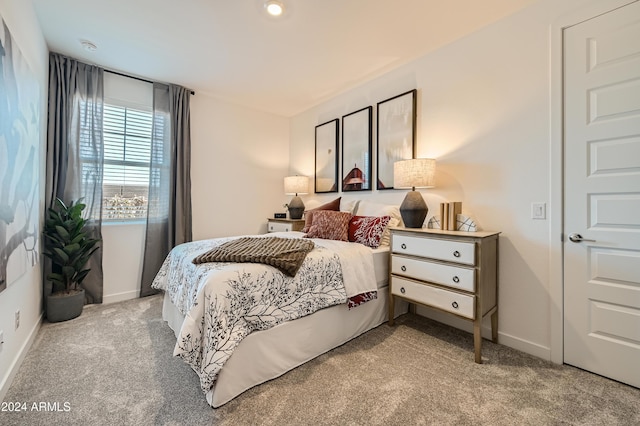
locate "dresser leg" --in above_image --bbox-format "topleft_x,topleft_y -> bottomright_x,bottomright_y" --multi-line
491,310 -> 498,343
388,294 -> 395,326
474,320 -> 482,364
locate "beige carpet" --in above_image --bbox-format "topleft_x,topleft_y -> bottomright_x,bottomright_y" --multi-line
2,294 -> 639,425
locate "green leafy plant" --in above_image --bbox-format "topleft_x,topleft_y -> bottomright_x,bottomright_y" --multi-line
43,198 -> 100,294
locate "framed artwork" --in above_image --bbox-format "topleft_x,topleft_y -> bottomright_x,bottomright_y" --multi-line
0,17 -> 41,294
315,118 -> 339,193
341,106 -> 372,191
376,89 -> 417,189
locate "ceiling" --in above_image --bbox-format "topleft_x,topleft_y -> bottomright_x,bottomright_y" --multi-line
32,0 -> 536,117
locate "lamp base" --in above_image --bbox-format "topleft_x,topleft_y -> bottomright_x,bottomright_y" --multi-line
288,195 -> 305,220
400,190 -> 428,228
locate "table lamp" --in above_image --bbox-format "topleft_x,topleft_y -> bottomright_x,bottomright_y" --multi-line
393,158 -> 436,228
284,175 -> 309,219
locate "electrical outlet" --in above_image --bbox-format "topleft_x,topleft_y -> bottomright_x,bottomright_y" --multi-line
15,310 -> 20,330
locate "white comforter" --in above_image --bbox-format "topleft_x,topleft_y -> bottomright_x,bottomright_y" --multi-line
151,232 -> 377,394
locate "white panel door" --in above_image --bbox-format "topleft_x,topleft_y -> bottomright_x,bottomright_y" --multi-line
564,1 -> 640,388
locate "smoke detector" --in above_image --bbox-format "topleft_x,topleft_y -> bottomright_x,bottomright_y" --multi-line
80,39 -> 98,52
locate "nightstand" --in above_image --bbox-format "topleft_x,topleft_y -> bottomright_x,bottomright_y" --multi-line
267,218 -> 305,233
388,227 -> 500,363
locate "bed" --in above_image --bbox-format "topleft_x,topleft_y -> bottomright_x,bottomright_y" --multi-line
152,200 -> 407,408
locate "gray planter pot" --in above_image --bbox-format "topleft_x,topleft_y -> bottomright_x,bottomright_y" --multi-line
46,289 -> 85,323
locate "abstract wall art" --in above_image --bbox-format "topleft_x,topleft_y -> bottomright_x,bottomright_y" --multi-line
342,106 -> 372,192
0,16 -> 41,293
315,118 -> 339,193
376,89 -> 416,190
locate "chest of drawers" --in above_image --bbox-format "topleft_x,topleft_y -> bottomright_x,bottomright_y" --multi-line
388,227 -> 500,363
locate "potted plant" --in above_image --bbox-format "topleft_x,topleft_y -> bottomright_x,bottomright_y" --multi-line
42,198 -> 100,322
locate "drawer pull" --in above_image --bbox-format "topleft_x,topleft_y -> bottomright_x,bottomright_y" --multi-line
453,250 -> 461,258
401,243 -> 407,250
400,287 -> 406,294
452,276 -> 460,283
452,301 -> 459,309
401,265 -> 407,272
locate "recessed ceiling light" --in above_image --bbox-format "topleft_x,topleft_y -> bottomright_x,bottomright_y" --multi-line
80,39 -> 98,52
265,1 -> 285,17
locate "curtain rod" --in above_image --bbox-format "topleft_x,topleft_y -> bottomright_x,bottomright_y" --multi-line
105,69 -> 195,96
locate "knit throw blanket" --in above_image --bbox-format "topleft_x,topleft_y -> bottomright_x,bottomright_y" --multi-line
192,237 -> 315,277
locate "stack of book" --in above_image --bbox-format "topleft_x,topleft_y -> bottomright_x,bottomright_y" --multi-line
439,202 -> 462,231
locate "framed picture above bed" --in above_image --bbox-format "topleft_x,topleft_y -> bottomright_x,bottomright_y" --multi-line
376,89 -> 417,190
341,106 -> 372,192
315,118 -> 339,193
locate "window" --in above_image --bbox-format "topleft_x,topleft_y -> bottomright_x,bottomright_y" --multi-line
101,103 -> 153,220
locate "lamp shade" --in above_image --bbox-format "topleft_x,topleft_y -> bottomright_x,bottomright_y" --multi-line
393,158 -> 436,189
284,176 -> 309,195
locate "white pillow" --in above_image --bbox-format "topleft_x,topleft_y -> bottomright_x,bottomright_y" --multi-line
341,199 -> 360,215
354,200 -> 402,246
355,200 -> 402,221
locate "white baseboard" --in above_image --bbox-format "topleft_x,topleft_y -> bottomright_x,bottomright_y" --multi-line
0,313 -> 42,402
497,331 -> 552,362
103,289 -> 139,305
414,306 -> 552,362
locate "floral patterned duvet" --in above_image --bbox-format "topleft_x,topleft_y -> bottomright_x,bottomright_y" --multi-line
151,232 -> 377,394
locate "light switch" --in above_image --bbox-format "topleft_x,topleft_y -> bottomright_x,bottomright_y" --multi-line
531,202 -> 546,220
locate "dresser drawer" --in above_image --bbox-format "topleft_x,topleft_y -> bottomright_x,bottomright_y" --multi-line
268,222 -> 293,232
392,234 -> 475,265
391,277 -> 474,319
391,255 -> 475,292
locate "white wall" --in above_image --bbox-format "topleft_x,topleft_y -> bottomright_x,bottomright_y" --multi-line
102,222 -> 146,304
190,94 -> 289,240
289,0 -> 613,360
0,0 -> 48,402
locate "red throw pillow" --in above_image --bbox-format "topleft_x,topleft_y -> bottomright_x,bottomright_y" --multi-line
301,197 -> 341,232
348,215 -> 391,248
304,210 -> 351,241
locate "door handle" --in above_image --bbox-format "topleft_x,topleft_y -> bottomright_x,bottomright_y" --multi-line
568,233 -> 596,243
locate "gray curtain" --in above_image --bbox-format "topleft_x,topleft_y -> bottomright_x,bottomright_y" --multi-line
140,83 -> 192,297
45,53 -> 104,303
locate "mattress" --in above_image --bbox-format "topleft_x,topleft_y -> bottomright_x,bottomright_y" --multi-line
267,231 -> 389,289
372,245 -> 390,288
163,241 -> 389,337
274,231 -> 389,289
161,243 -> 389,335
